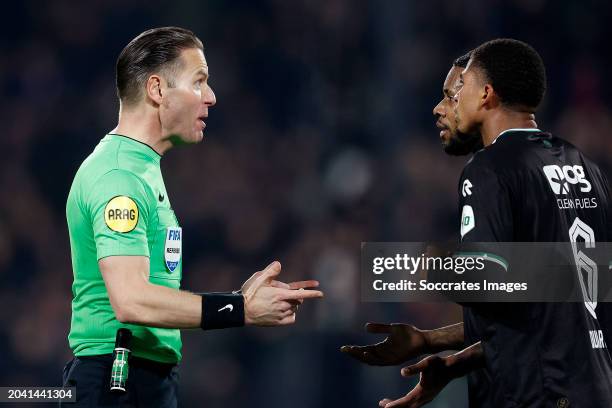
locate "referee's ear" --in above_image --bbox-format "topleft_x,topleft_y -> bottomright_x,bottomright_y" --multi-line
146,75 -> 164,105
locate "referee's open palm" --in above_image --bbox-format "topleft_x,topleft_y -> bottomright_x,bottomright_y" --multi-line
242,261 -> 323,326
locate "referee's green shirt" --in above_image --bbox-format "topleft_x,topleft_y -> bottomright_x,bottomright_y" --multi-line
66,133 -> 182,363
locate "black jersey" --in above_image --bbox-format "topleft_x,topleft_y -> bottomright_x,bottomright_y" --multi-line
458,129 -> 612,407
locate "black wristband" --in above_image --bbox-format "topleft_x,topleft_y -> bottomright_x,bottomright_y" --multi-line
200,292 -> 245,330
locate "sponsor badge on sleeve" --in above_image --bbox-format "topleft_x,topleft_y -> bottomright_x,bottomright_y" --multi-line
104,196 -> 139,233
460,205 -> 475,239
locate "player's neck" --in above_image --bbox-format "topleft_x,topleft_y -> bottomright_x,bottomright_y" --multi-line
480,109 -> 538,147
113,105 -> 172,156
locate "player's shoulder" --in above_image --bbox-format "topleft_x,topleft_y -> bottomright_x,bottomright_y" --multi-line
460,145 -> 501,183
462,130 -> 562,179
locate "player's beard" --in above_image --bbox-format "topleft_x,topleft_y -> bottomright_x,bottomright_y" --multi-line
443,131 -> 483,156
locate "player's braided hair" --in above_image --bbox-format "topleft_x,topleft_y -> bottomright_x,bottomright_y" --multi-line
116,26 -> 203,105
470,38 -> 546,111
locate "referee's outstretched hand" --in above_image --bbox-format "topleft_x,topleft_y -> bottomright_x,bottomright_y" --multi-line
242,261 -> 323,326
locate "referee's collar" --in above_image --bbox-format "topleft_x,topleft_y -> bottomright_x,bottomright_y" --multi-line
492,128 -> 541,145
107,133 -> 162,162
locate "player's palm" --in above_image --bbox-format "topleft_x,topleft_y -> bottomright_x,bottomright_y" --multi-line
379,355 -> 452,408
341,323 -> 427,366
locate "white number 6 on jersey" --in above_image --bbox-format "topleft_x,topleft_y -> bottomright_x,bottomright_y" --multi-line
569,217 -> 598,319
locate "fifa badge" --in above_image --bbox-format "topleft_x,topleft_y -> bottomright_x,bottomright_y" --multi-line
164,226 -> 182,273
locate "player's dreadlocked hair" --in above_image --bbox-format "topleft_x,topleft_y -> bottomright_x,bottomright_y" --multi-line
453,51 -> 472,68
470,38 -> 546,111
116,26 -> 203,105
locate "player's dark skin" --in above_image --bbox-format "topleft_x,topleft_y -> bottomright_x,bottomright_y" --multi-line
378,342 -> 484,408
454,59 -> 538,147
340,322 -> 464,366
434,65 -> 483,155
341,323 -> 483,407
380,51 -> 540,407
341,62 -> 487,407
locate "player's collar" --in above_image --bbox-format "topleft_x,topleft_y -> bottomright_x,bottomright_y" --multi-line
492,128 -> 542,145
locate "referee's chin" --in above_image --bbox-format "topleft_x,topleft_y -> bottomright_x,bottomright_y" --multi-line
170,131 -> 205,146
187,129 -> 205,144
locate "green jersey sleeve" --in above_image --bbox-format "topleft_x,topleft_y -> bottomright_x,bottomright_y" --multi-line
87,169 -> 153,260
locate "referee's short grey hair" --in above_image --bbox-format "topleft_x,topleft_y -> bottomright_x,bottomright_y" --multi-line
116,26 -> 203,105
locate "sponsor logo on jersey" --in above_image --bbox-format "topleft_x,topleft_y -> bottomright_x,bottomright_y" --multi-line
104,196 -> 139,232
589,330 -> 607,349
460,205 -> 475,239
165,226 -> 182,273
557,197 -> 598,210
542,165 -> 592,195
462,179 -> 473,197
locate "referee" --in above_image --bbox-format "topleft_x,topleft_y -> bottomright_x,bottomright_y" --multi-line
61,27 -> 323,407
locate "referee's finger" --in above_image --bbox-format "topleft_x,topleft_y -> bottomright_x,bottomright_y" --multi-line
288,280 -> 319,289
262,261 -> 282,279
287,298 -> 303,306
279,313 -> 297,325
277,288 -> 323,300
270,280 -> 291,289
250,261 -> 282,291
277,300 -> 295,311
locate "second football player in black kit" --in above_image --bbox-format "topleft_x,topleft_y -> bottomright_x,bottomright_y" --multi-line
343,39 -> 612,408
456,39 -> 612,407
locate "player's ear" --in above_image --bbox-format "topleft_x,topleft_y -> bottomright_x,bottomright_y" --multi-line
145,75 -> 163,105
481,83 -> 498,110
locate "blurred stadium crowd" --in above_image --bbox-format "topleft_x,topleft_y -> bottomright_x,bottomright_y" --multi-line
1,0 -> 611,406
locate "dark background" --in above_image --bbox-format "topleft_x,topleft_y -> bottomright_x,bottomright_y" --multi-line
1,0 -> 611,407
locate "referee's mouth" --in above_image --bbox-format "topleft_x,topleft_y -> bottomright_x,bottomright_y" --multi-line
198,115 -> 207,130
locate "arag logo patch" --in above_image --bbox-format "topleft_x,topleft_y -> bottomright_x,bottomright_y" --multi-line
104,196 -> 139,232
543,165 -> 592,195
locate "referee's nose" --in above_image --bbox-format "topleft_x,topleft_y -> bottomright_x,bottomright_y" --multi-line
203,83 -> 216,107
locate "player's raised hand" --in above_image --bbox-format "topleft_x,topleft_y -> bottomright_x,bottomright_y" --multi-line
242,261 -> 323,326
378,355 -> 452,408
341,323 -> 428,366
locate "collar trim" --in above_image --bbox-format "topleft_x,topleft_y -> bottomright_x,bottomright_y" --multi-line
107,133 -> 162,160
492,128 -> 541,145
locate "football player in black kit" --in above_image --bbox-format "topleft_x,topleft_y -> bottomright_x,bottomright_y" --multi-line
342,39 -> 612,408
